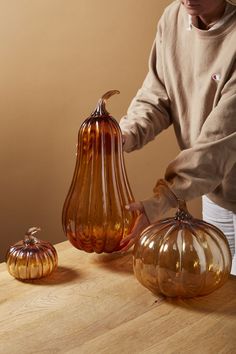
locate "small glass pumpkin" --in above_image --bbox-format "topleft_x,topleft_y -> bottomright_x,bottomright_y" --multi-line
62,90 -> 138,253
6,227 -> 58,280
133,202 -> 232,298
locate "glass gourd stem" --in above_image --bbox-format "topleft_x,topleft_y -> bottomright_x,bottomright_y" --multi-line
175,200 -> 192,221
24,227 -> 41,244
91,90 -> 120,117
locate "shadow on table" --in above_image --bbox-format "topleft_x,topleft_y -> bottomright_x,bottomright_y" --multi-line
19,266 -> 83,286
91,250 -> 134,274
163,276 -> 236,317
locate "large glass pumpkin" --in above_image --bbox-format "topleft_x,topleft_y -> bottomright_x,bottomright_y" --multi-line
133,202 -> 232,298
62,90 -> 138,253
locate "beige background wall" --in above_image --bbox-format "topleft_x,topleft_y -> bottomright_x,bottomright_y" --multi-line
0,0 -> 201,262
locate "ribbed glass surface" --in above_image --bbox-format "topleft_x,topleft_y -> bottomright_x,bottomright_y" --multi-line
6,239 -> 58,280
133,206 -> 232,298
62,91 -> 137,253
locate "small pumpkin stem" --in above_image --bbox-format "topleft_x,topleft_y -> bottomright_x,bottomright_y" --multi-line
24,227 -> 41,244
91,90 -> 120,117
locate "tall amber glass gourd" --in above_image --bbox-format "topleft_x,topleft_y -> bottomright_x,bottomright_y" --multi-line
133,202 -> 232,298
62,90 -> 138,253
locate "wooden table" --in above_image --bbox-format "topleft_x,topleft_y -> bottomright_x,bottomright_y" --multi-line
0,241 -> 235,354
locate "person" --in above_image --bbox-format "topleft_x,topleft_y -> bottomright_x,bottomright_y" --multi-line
119,0 -> 236,275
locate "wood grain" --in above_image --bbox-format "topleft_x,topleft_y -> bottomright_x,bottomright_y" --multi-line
0,241 -> 235,354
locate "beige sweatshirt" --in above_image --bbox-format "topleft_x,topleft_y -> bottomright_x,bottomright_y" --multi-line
120,0 -> 236,218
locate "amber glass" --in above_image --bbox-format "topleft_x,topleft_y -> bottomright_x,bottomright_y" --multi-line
133,202 -> 232,298
62,90 -> 138,253
6,227 -> 58,280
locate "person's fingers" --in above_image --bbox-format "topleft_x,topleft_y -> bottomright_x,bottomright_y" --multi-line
120,238 -> 136,252
119,213 -> 150,253
120,214 -> 146,245
125,201 -> 144,212
122,135 -> 126,145
121,219 -> 149,252
120,233 -> 134,244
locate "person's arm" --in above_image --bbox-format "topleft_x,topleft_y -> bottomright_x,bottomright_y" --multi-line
143,65 -> 236,223
120,19 -> 172,152
164,74 -> 236,202
121,63 -> 236,249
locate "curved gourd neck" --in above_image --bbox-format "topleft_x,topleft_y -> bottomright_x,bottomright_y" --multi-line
91,90 -> 120,117
24,227 -> 41,245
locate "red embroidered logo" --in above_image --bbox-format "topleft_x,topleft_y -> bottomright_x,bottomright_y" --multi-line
212,73 -> 221,82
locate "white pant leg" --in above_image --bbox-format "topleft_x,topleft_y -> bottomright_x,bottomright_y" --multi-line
233,214 -> 236,275
202,195 -> 236,275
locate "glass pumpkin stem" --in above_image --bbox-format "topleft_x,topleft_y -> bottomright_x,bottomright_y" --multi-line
175,200 -> 192,221
24,227 -> 41,244
91,90 -> 120,117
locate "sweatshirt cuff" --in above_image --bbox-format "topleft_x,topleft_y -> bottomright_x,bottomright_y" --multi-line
121,130 -> 137,153
142,179 -> 179,224
141,197 -> 165,224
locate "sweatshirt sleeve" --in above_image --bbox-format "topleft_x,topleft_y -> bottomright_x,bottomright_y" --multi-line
119,20 -> 172,153
164,66 -> 236,202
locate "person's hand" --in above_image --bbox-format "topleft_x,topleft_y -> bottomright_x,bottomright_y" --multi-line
120,201 -> 150,252
122,134 -> 126,146
119,179 -> 178,252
